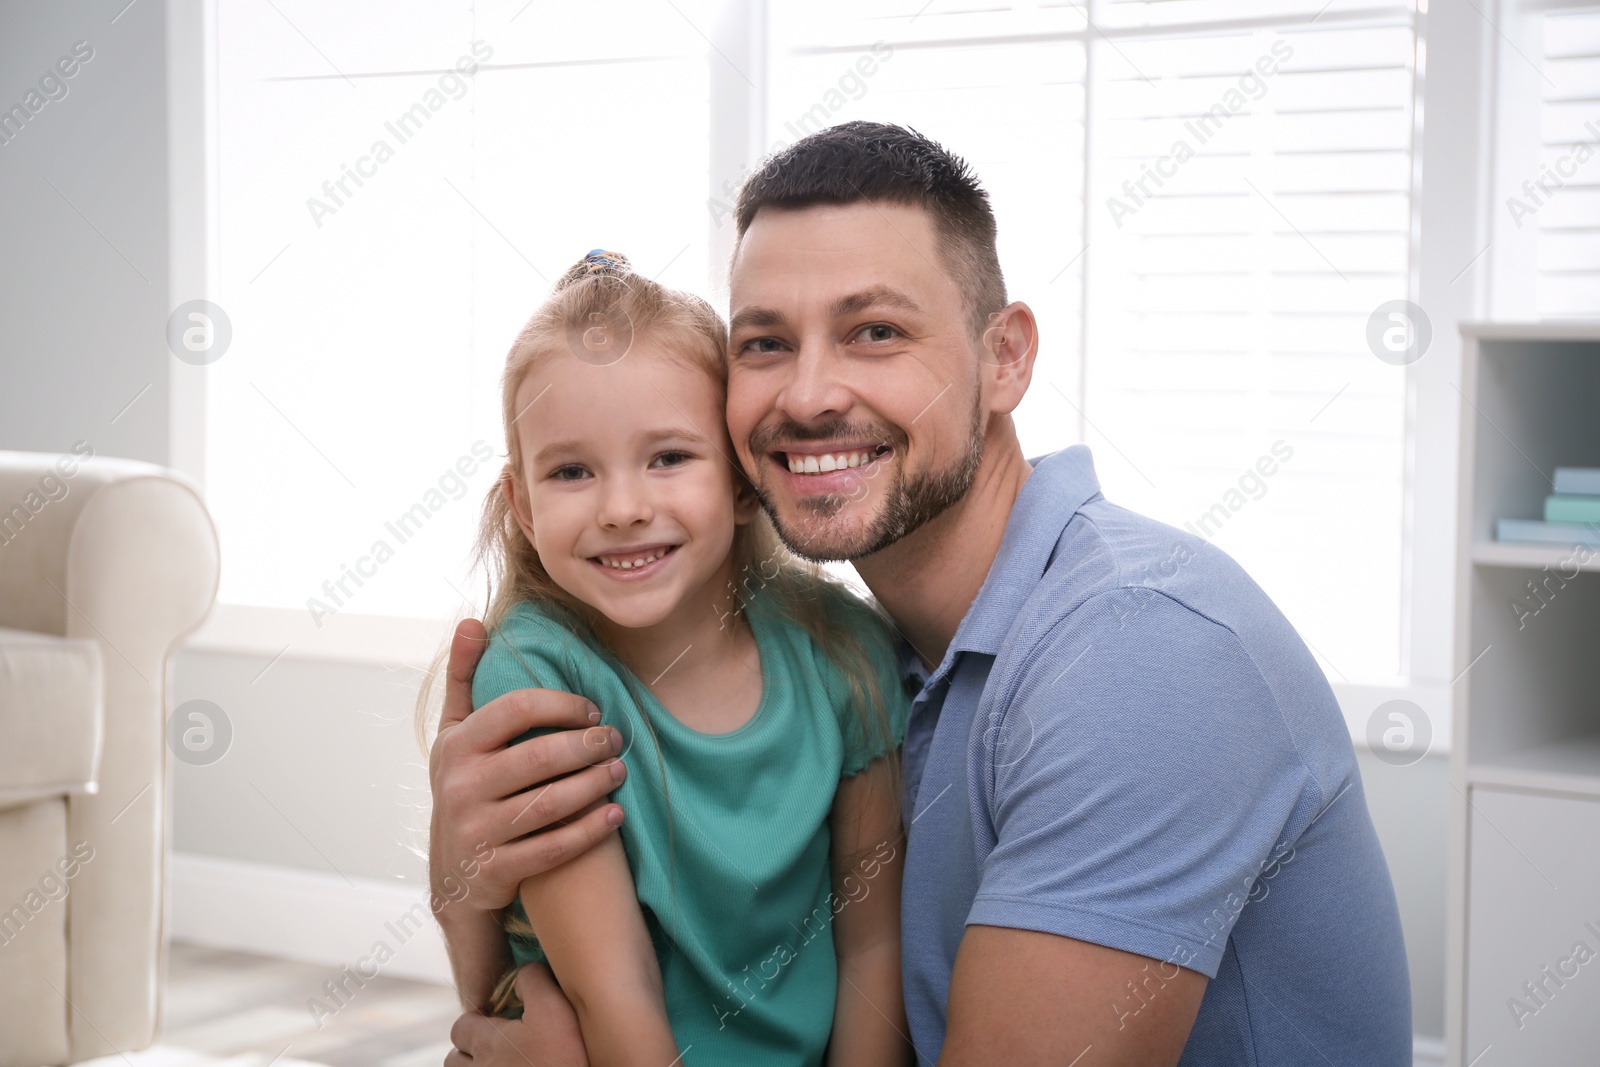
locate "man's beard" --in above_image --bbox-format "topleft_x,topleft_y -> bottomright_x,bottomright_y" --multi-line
754,398 -> 986,563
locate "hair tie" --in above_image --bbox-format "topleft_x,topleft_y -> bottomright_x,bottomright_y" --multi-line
580,248 -> 627,276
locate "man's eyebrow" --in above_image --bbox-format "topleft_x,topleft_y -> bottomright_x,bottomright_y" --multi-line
729,305 -> 787,335
829,286 -> 923,319
729,287 -> 924,337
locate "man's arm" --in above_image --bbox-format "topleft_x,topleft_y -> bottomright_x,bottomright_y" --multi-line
933,589 -> 1319,1065
429,619 -> 627,912
437,900 -> 511,1013
446,964 -> 590,1067
941,927 -> 1207,1067
430,619 -> 615,1043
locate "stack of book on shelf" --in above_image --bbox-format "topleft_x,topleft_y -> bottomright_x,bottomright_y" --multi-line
1497,467 -> 1600,548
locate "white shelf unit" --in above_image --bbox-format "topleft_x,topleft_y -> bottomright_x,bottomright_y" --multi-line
1446,323 -> 1600,1065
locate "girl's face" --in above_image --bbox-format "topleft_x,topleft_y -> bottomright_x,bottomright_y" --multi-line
506,340 -> 756,634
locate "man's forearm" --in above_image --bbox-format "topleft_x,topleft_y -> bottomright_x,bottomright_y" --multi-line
942,927 -> 1205,1066
438,902 -> 512,1012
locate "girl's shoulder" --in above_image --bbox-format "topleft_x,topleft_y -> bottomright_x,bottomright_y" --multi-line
472,599 -> 609,705
492,598 -> 593,646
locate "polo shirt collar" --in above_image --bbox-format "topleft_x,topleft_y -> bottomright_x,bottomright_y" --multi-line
919,445 -> 1103,681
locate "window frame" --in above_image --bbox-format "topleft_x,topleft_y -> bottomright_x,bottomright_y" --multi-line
170,0 -> 1493,753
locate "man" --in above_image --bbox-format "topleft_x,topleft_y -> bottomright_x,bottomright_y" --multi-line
432,121 -> 1411,1065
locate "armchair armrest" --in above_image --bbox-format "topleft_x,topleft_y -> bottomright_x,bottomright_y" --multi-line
0,627 -> 104,808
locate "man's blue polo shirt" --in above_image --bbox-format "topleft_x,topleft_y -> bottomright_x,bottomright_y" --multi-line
898,446 -> 1410,1065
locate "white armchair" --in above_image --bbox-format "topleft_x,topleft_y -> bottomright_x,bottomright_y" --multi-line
0,449 -> 218,1067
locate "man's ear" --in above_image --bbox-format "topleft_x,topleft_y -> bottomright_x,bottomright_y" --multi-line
978,301 -> 1040,416
501,468 -> 538,546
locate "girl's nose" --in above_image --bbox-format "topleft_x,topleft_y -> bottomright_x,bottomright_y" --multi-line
596,476 -> 654,529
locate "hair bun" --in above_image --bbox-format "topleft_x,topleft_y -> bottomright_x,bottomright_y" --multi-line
556,248 -> 632,290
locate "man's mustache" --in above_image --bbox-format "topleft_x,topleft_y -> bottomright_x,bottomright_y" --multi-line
748,419 -> 908,455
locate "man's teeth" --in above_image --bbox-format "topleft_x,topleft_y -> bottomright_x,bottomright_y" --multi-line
599,548 -> 669,570
786,449 -> 880,474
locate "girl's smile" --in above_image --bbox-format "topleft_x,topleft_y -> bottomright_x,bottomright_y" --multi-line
589,542 -> 680,577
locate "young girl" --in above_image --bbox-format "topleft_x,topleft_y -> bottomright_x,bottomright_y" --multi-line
440,249 -> 912,1066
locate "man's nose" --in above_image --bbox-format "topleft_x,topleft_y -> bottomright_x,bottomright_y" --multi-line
776,342 -> 854,425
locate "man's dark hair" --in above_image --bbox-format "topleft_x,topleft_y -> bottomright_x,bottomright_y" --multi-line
734,121 -> 1007,340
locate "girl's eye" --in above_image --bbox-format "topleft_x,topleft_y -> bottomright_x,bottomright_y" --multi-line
651,450 -> 693,469
550,464 -> 589,482
855,323 -> 898,343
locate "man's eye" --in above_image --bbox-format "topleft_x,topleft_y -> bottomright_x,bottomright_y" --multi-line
651,450 -> 693,468
739,337 -> 786,356
855,324 -> 898,343
550,465 -> 589,481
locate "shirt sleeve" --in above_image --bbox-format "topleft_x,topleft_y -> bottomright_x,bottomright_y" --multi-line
470,607 -> 599,746
968,587 -> 1325,978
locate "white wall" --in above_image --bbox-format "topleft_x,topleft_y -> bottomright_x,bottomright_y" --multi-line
1360,750 -> 1449,1039
168,648 -> 432,883
0,0 -> 171,466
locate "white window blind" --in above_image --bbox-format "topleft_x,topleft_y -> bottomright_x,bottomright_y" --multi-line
207,1 -> 716,623
1535,4 -> 1600,315
768,1 -> 1420,681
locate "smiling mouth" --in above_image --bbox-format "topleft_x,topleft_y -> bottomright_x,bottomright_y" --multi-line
591,544 -> 678,571
777,444 -> 891,475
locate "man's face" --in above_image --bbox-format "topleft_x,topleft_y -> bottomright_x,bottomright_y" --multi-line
725,201 -> 986,562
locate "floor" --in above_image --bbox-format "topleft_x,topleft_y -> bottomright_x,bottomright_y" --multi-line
75,942 -> 461,1067
61,940 -> 1447,1067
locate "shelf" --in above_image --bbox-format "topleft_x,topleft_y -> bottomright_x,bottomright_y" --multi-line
1469,736 -> 1600,800
1462,321 -> 1600,343
1472,540 -> 1600,571
1454,328 -> 1600,1058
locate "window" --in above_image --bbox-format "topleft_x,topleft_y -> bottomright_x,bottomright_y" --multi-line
769,0 -> 1421,680
203,0 -> 1422,682
206,1 -> 717,623
1489,2 -> 1600,317
1535,5 -> 1600,314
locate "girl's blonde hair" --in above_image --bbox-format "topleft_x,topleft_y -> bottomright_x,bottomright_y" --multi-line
415,250 -> 902,873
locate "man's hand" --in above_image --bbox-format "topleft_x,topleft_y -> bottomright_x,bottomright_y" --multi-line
429,618 -> 628,915
445,964 -> 589,1067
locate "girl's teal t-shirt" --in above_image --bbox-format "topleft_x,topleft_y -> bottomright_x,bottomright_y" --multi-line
469,586 -> 909,1067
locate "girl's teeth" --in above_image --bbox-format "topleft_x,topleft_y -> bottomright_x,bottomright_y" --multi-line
603,550 -> 664,570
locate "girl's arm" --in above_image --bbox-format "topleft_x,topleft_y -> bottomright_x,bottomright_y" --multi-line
519,799 -> 683,1066
827,755 -> 914,1067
